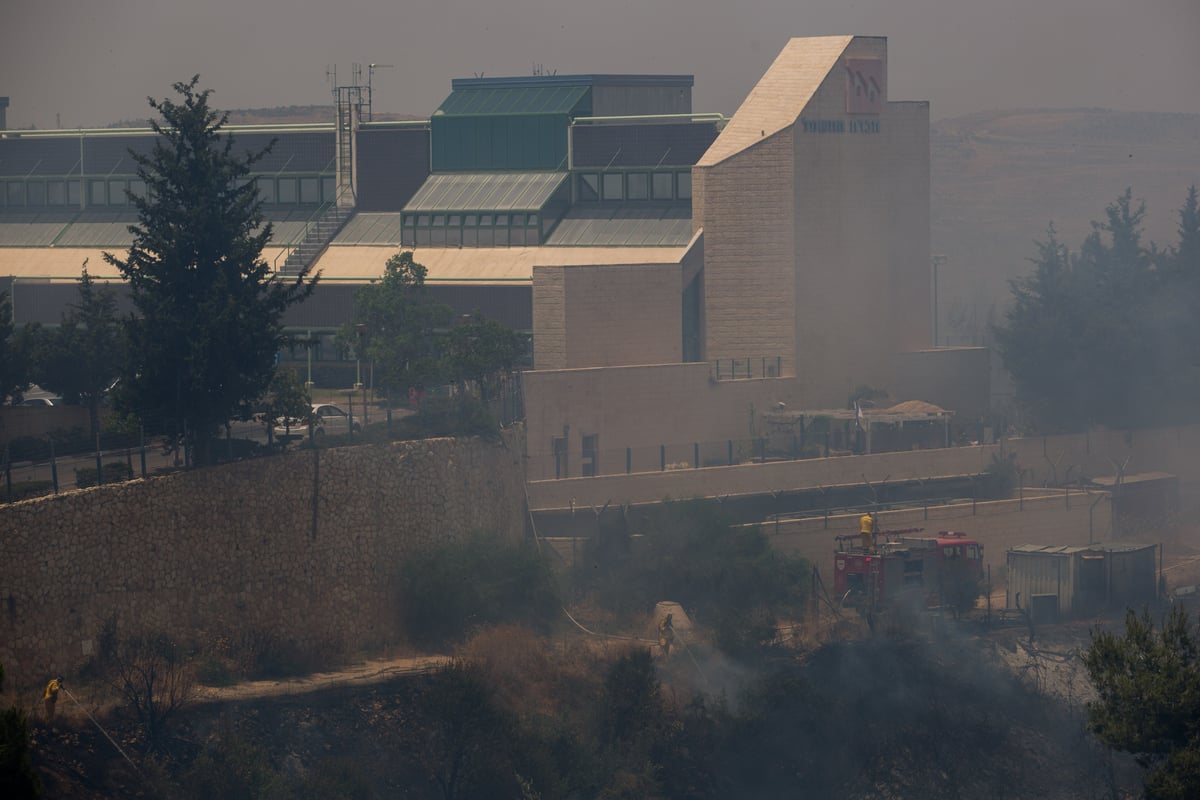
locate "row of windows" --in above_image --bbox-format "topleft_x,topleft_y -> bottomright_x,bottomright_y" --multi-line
0,174 -> 336,208
577,170 -> 692,202
401,212 -> 548,248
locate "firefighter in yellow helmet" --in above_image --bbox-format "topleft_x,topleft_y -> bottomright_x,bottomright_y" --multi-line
44,676 -> 63,721
860,513 -> 877,553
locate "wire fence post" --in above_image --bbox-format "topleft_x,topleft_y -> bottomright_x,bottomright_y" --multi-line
139,425 -> 147,479
4,446 -> 11,502
626,447 -> 631,475
728,439 -> 733,466
693,442 -> 699,469
660,444 -> 666,472
95,433 -> 103,486
50,438 -> 59,494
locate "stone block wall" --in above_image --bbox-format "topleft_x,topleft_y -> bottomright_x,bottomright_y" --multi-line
0,434 -> 527,687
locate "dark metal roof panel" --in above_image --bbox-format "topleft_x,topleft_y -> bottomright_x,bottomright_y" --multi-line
544,205 -> 692,246
333,213 -> 403,245
437,86 -> 589,117
403,172 -> 568,213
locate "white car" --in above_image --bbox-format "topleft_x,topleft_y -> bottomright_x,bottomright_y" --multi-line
20,396 -> 62,407
273,403 -> 362,441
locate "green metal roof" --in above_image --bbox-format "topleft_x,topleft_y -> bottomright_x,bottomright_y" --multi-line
436,86 -> 589,117
404,172 -> 568,213
544,205 -> 693,246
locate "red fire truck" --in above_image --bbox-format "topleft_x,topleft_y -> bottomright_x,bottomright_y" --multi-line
832,528 -> 985,612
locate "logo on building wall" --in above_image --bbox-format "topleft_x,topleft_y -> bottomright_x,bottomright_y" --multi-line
845,59 -> 883,115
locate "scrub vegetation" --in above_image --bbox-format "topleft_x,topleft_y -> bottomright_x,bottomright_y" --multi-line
994,187 -> 1200,432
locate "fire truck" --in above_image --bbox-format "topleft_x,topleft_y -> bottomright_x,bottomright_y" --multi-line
832,528 -> 985,612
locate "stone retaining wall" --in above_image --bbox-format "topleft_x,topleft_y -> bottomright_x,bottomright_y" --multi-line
0,434 -> 526,687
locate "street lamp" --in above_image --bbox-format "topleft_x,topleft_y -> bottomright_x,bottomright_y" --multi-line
353,323 -> 367,390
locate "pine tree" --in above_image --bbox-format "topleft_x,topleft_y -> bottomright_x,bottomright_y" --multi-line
0,293 -> 36,405
34,265 -> 125,438
104,77 -> 316,464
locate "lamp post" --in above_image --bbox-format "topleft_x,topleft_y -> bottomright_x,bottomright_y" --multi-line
353,323 -> 367,390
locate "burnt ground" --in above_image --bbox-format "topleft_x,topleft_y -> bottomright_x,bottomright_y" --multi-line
23,622 -> 1147,800
24,530 -> 1200,798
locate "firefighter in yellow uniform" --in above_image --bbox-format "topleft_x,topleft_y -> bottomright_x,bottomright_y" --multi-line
658,613 -> 676,658
860,513 -> 877,553
44,676 -> 63,721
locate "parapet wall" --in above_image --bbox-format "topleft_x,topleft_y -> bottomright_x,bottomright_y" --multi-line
0,434 -> 527,687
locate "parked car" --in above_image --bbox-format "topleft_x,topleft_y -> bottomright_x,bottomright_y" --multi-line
20,396 -> 62,407
273,403 -> 362,441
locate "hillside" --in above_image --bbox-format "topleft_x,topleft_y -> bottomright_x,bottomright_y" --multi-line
931,108 -> 1200,346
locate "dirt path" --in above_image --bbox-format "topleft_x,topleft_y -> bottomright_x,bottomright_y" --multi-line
196,654 -> 450,703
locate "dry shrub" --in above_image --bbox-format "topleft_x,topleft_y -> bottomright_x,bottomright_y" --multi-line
458,625 -> 602,718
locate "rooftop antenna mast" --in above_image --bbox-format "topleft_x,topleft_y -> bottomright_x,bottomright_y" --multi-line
368,63 -> 394,122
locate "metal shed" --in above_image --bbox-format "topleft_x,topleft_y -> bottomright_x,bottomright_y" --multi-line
1006,543 -> 1158,623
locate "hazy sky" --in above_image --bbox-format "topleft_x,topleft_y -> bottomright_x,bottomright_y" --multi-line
4,0 -> 1199,130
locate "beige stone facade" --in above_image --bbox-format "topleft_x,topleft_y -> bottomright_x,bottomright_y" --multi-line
525,35 -> 946,469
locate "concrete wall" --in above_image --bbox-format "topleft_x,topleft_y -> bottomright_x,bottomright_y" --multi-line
528,441 -> 995,509
889,347 -> 991,420
763,492 -> 1114,581
528,422 -> 1200,521
696,131 -> 797,373
0,435 -> 527,687
523,363 -> 812,479
532,262 -> 683,370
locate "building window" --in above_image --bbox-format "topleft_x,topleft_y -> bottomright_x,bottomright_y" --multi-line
578,173 -> 599,201
321,176 -> 336,203
27,181 -> 47,206
677,171 -> 692,200
479,214 -> 493,227
582,434 -> 599,476
478,227 -> 494,246
553,436 -> 568,478
129,179 -> 147,200
463,227 -> 478,246
277,178 -> 298,204
300,177 -> 320,204
464,214 -> 477,227
89,179 -> 107,206
432,214 -> 446,227
108,180 -> 128,205
627,172 -> 649,200
527,213 -> 539,228
495,226 -> 510,246
47,181 -> 67,206
602,173 -> 623,201
652,172 -> 674,200
67,180 -> 81,206
257,178 -> 276,204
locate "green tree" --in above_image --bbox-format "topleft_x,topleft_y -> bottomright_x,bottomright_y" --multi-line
261,368 -> 311,444
348,251 -> 452,400
994,189 -> 1200,431
33,265 -> 126,438
442,312 -> 527,403
104,76 -> 316,465
0,661 -> 42,799
1085,607 -> 1200,799
0,293 -> 37,405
